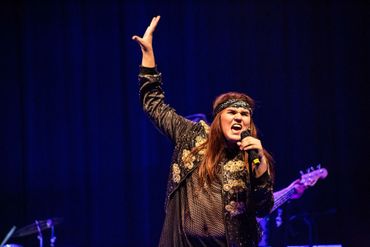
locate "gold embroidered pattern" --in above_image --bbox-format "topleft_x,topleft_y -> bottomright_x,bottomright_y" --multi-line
199,120 -> 210,134
225,201 -> 246,216
223,179 -> 246,193
224,159 -> 245,173
172,163 -> 181,183
195,136 -> 206,147
195,136 -> 206,155
182,149 -> 195,169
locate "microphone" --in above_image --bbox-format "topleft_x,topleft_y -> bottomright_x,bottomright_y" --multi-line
240,130 -> 260,166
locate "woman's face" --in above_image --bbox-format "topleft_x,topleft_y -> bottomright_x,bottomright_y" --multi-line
220,107 -> 251,143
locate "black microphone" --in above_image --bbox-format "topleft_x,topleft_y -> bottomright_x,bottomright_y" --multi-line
240,130 -> 260,166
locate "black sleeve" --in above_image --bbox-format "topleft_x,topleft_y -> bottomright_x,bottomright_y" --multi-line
138,67 -> 194,143
251,170 -> 274,217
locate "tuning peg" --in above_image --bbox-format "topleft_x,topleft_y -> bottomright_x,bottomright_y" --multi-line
316,164 -> 321,169
306,168 -> 311,173
300,170 -> 304,176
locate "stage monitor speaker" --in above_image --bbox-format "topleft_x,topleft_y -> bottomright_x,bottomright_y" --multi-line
287,245 -> 342,247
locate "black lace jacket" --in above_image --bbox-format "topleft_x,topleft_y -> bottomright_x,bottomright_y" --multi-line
139,67 -> 274,247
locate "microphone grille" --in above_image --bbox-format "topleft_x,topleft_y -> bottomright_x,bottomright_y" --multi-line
240,130 -> 251,140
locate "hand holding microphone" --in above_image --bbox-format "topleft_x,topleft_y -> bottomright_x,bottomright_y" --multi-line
239,130 -> 261,166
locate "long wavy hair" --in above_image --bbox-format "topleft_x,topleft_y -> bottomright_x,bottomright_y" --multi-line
191,92 -> 274,185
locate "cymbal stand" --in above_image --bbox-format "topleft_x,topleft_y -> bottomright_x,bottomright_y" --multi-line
0,226 -> 16,247
35,220 -> 43,247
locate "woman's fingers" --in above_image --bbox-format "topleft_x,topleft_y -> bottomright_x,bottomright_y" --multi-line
132,35 -> 143,43
131,35 -> 140,41
132,16 -> 161,51
132,35 -> 144,48
150,15 -> 161,30
143,16 -> 161,38
238,137 -> 262,151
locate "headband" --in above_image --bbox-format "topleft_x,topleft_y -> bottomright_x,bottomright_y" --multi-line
213,99 -> 252,117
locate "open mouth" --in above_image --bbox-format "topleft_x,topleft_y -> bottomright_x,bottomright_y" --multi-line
231,123 -> 242,132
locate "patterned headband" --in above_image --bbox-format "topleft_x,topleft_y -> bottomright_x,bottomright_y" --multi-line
213,99 -> 252,116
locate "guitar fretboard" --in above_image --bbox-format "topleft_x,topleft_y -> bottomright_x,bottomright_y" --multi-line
272,187 -> 295,212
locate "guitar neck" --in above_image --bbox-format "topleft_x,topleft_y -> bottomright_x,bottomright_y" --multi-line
271,187 -> 295,212
269,167 -> 328,213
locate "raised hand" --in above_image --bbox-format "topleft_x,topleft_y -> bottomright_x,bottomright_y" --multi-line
132,16 -> 161,67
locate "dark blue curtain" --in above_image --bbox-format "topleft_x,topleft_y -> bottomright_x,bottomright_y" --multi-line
1,1 -> 368,246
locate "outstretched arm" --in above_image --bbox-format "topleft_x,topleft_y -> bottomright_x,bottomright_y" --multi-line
132,15 -> 161,67
134,16 -> 195,142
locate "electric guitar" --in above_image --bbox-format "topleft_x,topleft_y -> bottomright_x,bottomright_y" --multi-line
257,166 -> 328,246
271,166 -> 328,213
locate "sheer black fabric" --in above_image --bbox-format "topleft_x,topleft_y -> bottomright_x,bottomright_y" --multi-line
183,167 -> 226,246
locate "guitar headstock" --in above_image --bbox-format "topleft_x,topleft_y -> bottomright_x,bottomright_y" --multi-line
299,165 -> 328,187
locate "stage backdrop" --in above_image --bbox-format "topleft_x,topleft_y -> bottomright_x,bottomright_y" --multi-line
1,1 -> 368,246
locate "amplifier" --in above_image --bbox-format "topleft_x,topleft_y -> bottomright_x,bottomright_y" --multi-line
287,245 -> 342,247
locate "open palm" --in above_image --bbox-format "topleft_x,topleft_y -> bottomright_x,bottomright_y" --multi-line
132,16 -> 161,53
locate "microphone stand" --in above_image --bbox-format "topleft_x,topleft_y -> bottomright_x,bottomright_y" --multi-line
35,220 -> 43,247
47,219 -> 56,247
303,215 -> 313,247
50,225 -> 56,247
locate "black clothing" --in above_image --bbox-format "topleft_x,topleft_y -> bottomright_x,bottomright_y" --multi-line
139,67 -> 274,247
